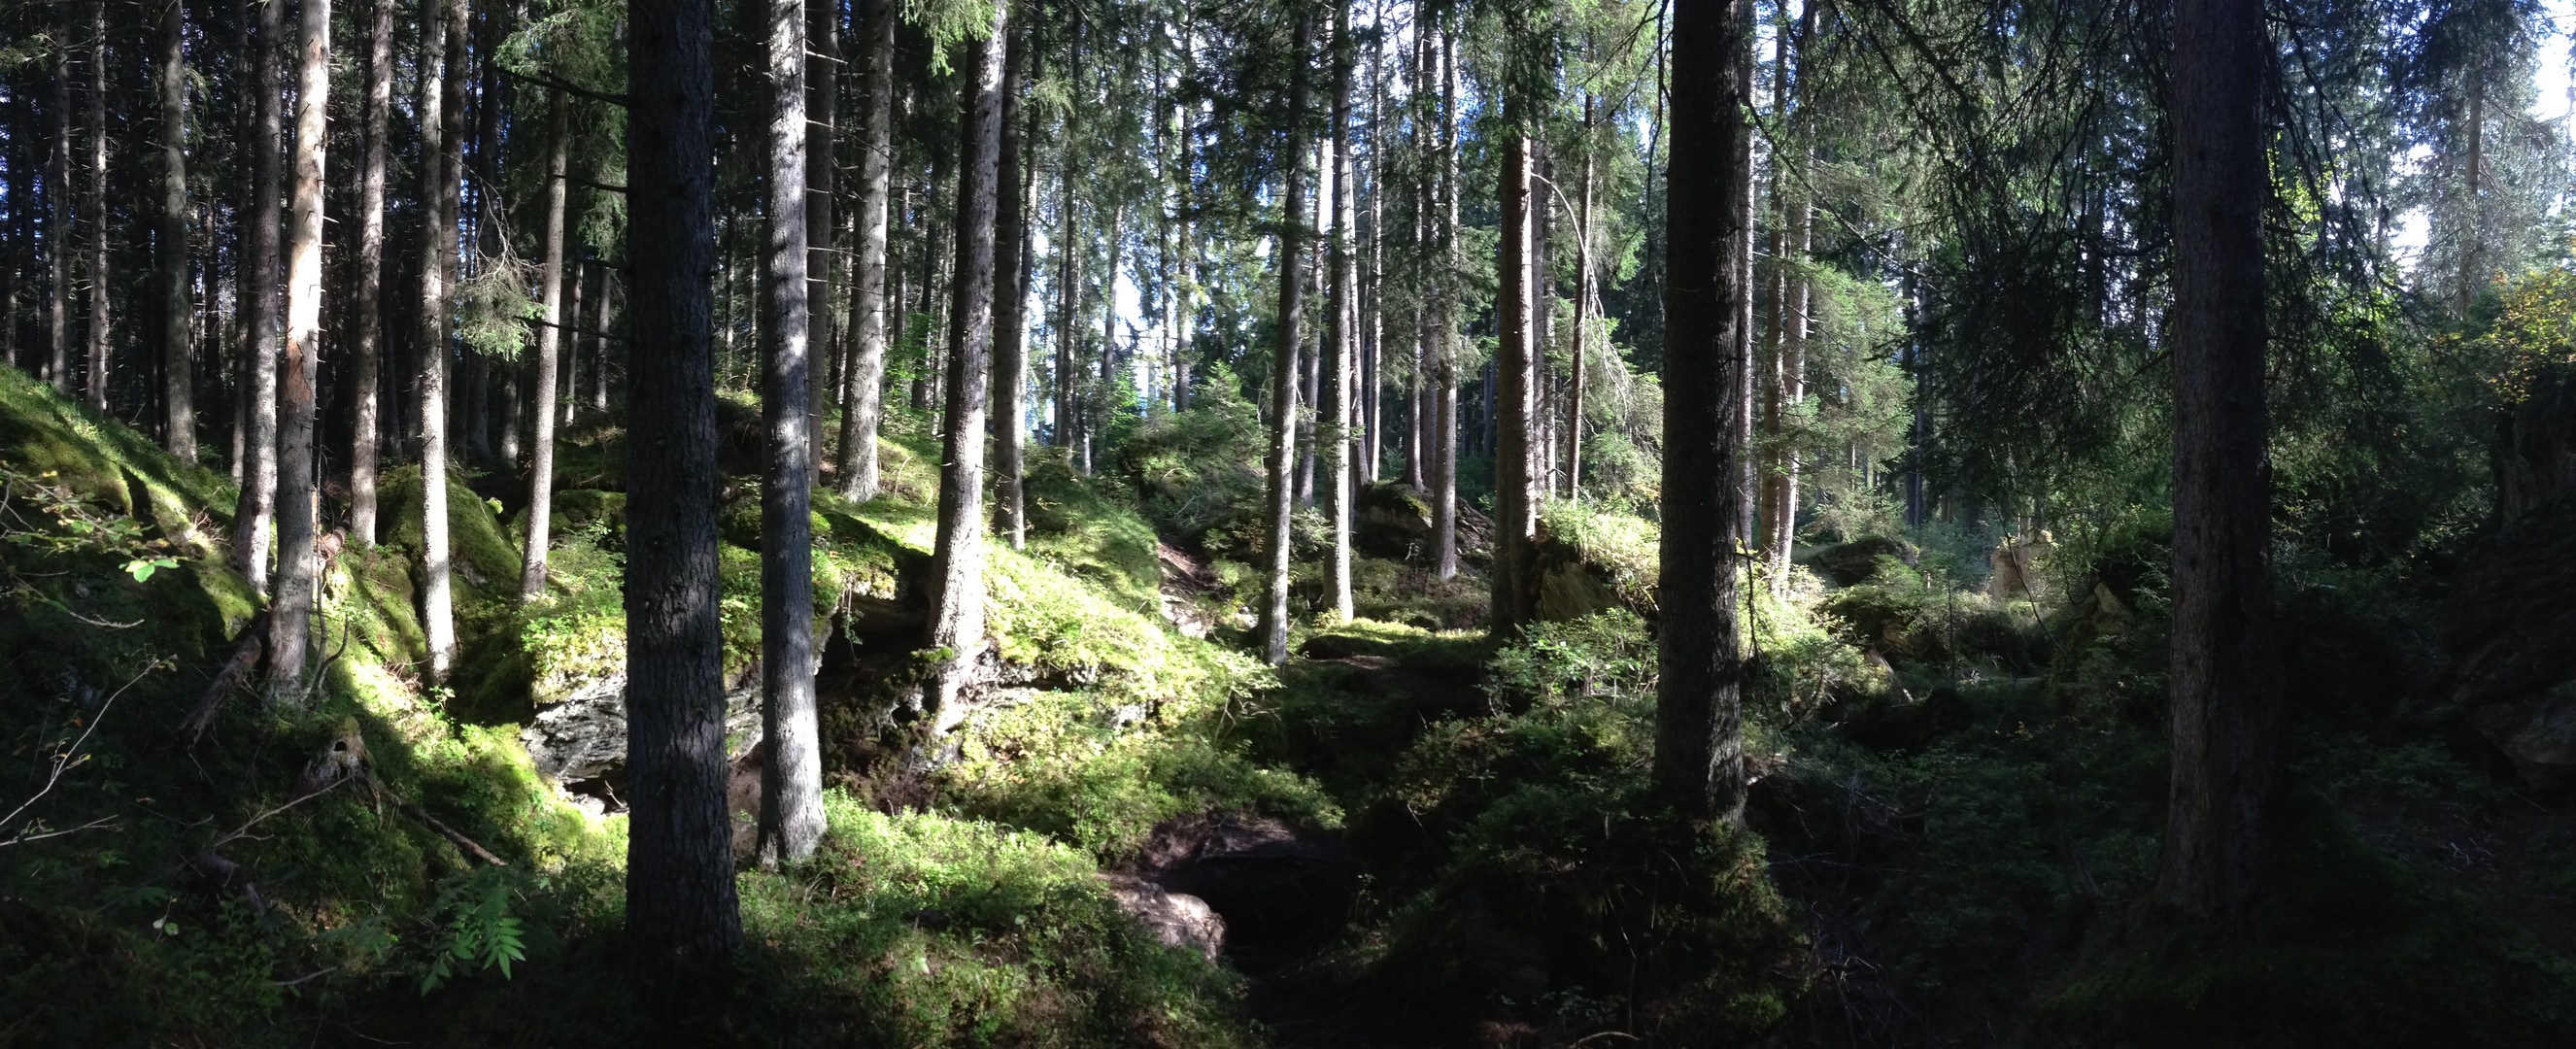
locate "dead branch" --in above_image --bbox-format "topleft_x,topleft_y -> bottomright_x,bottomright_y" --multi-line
2,657 -> 167,842
177,613 -> 269,747
393,799 -> 507,866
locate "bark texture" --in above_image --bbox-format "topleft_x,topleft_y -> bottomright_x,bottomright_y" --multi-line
1258,14 -> 1314,665
1431,22 -> 1459,581
993,16 -> 1032,551
2157,0 -> 2280,919
760,0 -> 824,865
521,88 -> 569,604
84,0 -> 108,413
1652,0 -> 1753,823
626,0 -> 743,992
923,6 -> 1008,726
271,0 -> 334,689
1327,7 -> 1356,623
1494,130 -> 1538,634
158,0 -> 195,461
229,0 -> 285,593
836,0 -> 897,503
417,0 -> 461,680
351,0 -> 393,543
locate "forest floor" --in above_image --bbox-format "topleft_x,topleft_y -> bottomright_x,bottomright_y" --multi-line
7,372 -> 2576,1047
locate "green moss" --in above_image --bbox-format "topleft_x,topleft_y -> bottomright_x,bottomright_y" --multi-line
1024,466 -> 1165,614
944,688 -> 1337,861
1537,499 -> 1660,611
0,361 -> 233,538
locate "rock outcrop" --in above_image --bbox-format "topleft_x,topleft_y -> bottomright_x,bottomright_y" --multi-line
2446,496 -> 2576,790
522,671 -> 764,808
1806,534 -> 1919,588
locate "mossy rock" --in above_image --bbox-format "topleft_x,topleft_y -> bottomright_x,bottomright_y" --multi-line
378,463 -> 523,607
0,363 -> 233,541
549,488 -> 626,547
1356,481 -> 1435,559
1803,534 -> 1920,588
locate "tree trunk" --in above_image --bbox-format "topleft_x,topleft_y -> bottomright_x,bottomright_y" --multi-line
1494,128 -> 1538,634
520,88 -> 569,604
626,0 -> 743,993
229,0 -> 286,593
1056,114 -> 1081,452
1327,6 -> 1356,623
1404,26 -> 1425,492
2158,0 -> 2280,920
1432,18 -> 1459,582
911,182 -> 939,415
757,0 -> 825,866
1569,96 -> 1593,506
1173,18 -> 1196,411
835,0 -> 895,503
85,0 -> 109,414
593,257 -> 614,411
418,0 -> 464,681
1363,13 -> 1384,485
1296,181 -> 1318,510
923,4 -> 1007,726
993,16 -> 1032,551
1731,2 -> 1759,553
351,0 -> 392,544
158,0 -> 195,462
270,0 -> 334,690
1099,201 -> 1122,473
562,257 -> 585,423
1770,177 -> 1810,594
1653,0 -> 1753,823
48,31 -> 72,394
805,0 -> 836,459
1258,13 -> 1314,665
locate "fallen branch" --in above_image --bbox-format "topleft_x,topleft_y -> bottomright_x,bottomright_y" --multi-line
393,799 -> 507,866
178,614 -> 269,746
0,815 -> 119,848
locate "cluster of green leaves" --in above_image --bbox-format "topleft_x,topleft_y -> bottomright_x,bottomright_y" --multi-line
416,870 -> 531,994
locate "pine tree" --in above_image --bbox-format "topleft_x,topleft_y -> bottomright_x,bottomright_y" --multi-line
155,0 -> 194,462
837,0 -> 897,503
228,0 -> 285,594
2158,0 -> 2280,919
922,1 -> 1009,725
625,0 -> 742,993
1653,0 -> 1753,823
270,0 -> 334,689
759,0 -> 825,865
520,86 -> 568,604
1257,11 -> 1314,666
349,0 -> 393,543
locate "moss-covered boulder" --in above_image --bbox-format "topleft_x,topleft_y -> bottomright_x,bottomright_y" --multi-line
2445,496 -> 2576,789
1804,533 -> 1920,588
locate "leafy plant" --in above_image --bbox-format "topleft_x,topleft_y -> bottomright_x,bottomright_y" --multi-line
417,872 -> 530,994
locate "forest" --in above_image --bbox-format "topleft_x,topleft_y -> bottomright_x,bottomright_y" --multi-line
3,0 -> 2575,1043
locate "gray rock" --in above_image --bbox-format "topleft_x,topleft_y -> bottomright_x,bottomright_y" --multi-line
522,672 -> 763,788
2472,678 -> 2576,791
1101,873 -> 1226,963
